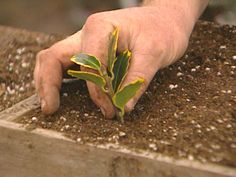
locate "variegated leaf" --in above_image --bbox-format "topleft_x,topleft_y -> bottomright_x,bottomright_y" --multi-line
107,27 -> 119,75
112,78 -> 144,121
68,70 -> 106,91
112,50 -> 131,92
71,53 -> 101,71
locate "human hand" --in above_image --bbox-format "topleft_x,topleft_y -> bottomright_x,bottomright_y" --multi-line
34,3 -> 202,118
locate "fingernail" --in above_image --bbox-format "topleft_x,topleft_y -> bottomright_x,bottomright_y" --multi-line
41,99 -> 46,110
125,98 -> 135,112
100,107 -> 106,117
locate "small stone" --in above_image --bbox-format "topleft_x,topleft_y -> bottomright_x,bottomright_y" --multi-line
231,144 -> 236,148
210,126 -> 216,130
84,113 -> 89,117
220,45 -> 226,49
65,125 -> 70,130
169,84 -> 178,90
31,117 -> 38,122
210,144 -> 221,150
19,86 -> 25,92
226,124 -> 232,128
188,154 -> 194,161
7,86 -> 15,95
227,90 -> 232,94
233,56 -> 236,60
217,72 -> 221,76
194,143 -> 202,149
191,68 -> 196,72
177,72 -> 183,77
119,131 -> 126,137
15,55 -> 20,60
76,138 -> 82,142
205,67 -> 210,71
63,92 -> 68,97
149,143 -> 157,151
21,62 -> 29,68
231,66 -> 236,69
192,106 -> 197,109
59,116 -> 67,122
216,119 -> 223,123
195,124 -> 201,128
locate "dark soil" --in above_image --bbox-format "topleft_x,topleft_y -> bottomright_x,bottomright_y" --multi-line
18,21 -> 236,167
0,26 -> 60,112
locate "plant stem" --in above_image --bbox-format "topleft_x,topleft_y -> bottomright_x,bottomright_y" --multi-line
100,66 -> 123,123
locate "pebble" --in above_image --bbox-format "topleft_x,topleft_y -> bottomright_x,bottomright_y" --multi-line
217,72 -> 221,76
191,68 -> 196,72
231,144 -> 236,148
177,72 -> 183,77
188,154 -> 194,161
63,92 -> 68,97
149,143 -> 157,151
210,144 -> 221,150
65,125 -> 70,130
119,131 -> 126,137
210,126 -> 216,130
194,143 -> 202,149
21,62 -> 29,68
226,124 -> 232,128
59,116 -> 67,122
205,67 -> 210,71
19,86 -> 25,92
76,138 -> 82,142
31,117 -> 38,122
220,45 -> 226,49
7,86 -> 15,95
84,113 -> 89,117
169,84 -> 178,90
231,66 -> 236,69
216,119 -> 223,124
233,55 -> 236,60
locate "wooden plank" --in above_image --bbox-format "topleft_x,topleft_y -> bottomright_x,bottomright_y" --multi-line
0,94 -> 39,121
0,120 -> 235,177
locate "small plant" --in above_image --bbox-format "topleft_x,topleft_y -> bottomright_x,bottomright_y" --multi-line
67,27 -> 144,122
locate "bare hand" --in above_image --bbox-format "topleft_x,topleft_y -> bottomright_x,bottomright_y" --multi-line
34,5 -> 195,118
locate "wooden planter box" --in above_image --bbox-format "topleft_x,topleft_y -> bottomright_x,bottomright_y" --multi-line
0,23 -> 236,177
0,95 -> 235,177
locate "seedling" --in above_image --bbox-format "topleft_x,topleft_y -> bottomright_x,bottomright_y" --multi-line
67,28 -> 144,122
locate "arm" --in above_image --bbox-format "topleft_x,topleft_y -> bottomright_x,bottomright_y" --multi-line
34,0 -> 208,118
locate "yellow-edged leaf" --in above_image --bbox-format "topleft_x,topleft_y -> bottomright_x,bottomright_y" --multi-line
107,27 -> 119,74
112,50 -> 131,92
68,70 -> 106,91
112,78 -> 144,119
71,53 -> 101,71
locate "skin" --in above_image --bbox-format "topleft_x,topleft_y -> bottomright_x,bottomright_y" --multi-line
34,0 -> 208,119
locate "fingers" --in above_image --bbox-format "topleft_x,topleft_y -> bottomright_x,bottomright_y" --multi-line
34,31 -> 82,114
121,52 -> 159,112
80,15 -> 117,119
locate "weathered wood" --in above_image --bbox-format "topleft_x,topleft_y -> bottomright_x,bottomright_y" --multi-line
0,120 -> 235,177
0,94 -> 39,121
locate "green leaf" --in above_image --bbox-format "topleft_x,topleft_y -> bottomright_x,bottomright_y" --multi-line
112,78 -> 144,117
71,53 -> 101,71
112,50 -> 131,92
67,70 -> 106,91
107,27 -> 119,75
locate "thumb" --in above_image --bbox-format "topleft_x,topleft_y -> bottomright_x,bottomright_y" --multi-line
121,53 -> 159,112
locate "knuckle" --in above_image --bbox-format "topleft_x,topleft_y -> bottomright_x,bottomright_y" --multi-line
84,13 -> 103,29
